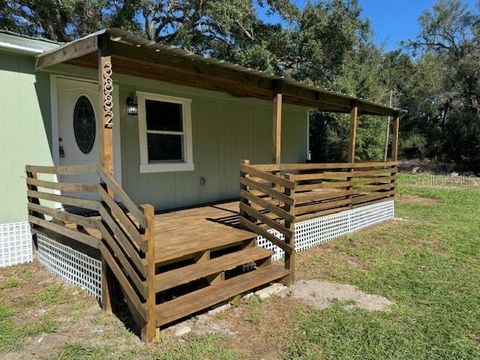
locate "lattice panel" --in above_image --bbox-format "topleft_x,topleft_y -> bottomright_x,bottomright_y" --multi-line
0,221 -> 32,268
256,200 -> 395,259
37,234 -> 102,301
295,211 -> 350,252
350,200 -> 395,232
256,228 -> 285,261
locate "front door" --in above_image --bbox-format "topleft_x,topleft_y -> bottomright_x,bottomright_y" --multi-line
56,78 -> 100,202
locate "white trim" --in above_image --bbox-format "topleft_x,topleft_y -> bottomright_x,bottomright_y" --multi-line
112,85 -> 122,184
137,91 -> 194,173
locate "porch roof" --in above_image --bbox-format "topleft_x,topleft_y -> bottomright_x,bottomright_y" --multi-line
36,28 -> 399,117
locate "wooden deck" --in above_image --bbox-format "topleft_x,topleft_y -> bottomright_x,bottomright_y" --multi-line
26,162 -> 397,342
152,201 -> 256,264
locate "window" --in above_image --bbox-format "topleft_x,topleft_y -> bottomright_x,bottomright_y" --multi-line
138,92 -> 193,173
73,95 -> 96,154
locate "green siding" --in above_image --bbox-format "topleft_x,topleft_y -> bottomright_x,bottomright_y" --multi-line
0,51 -> 53,223
117,76 -> 308,210
42,64 -> 309,211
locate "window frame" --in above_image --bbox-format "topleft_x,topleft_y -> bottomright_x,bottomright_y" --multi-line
137,91 -> 194,173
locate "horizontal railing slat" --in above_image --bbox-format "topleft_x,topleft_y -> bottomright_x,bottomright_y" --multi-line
249,161 -> 398,172
352,191 -> 395,205
240,164 -> 296,189
29,215 -> 99,248
293,168 -> 397,181
294,198 -> 352,216
26,178 -> 98,192
294,189 -> 353,203
27,189 -> 100,211
27,203 -> 100,229
26,164 -> 98,175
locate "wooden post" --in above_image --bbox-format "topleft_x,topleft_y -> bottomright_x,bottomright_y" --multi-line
272,87 -> 283,164
98,34 -> 114,175
348,105 -> 358,163
283,173 -> 296,285
140,204 -> 156,343
239,160 -> 251,221
347,106 -> 358,208
101,259 -> 113,314
391,116 -> 400,161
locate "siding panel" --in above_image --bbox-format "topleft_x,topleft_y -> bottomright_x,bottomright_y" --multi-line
0,52 -> 53,223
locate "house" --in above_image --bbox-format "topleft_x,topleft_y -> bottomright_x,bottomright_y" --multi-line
0,29 -> 400,342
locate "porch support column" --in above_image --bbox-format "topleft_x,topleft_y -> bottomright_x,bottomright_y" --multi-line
272,82 -> 283,164
98,34 -> 114,175
391,115 -> 400,161
348,105 -> 358,163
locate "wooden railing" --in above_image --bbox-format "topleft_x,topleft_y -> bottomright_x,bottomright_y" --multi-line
239,160 -> 397,282
25,164 -> 157,342
239,160 -> 297,284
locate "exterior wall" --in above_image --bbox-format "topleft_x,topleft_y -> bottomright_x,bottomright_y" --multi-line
0,50 -> 53,224
45,64 -> 310,210
117,77 -> 309,210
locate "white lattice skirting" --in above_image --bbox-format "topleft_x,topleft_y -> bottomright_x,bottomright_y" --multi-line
37,234 -> 102,301
257,200 -> 395,261
0,221 -> 32,268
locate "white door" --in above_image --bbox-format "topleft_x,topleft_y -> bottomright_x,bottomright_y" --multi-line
56,78 -> 100,203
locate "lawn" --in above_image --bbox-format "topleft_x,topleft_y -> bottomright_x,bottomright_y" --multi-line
0,173 -> 479,359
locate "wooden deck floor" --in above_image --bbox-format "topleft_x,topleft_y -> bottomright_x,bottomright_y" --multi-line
152,201 -> 256,264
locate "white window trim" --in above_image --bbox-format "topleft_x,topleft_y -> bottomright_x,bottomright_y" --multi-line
137,91 -> 194,173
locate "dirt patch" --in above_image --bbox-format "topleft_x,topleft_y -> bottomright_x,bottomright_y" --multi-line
0,263 -> 141,359
397,194 -> 439,205
220,296 -> 306,360
291,279 -> 392,311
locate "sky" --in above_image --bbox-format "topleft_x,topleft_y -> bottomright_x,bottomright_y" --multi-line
359,0 -> 478,51
257,0 -> 478,51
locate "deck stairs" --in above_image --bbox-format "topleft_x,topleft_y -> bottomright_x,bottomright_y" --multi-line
147,234 -> 287,328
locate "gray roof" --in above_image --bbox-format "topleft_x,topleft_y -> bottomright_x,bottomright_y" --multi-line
0,30 -> 59,55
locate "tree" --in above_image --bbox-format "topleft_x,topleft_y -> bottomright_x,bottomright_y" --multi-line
0,0 -> 107,42
398,0 -> 480,164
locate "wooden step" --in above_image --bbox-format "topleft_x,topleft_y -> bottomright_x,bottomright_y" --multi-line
154,232 -> 255,265
155,247 -> 272,292
156,264 -> 289,326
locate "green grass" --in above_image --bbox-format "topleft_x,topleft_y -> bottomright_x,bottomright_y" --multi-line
43,336 -> 237,360
285,173 -> 480,359
0,282 -> 61,353
0,278 -> 18,290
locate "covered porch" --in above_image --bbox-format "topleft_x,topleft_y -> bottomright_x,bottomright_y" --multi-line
28,28 -> 400,342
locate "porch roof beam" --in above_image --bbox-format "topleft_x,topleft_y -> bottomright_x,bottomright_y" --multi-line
36,34 -> 99,70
